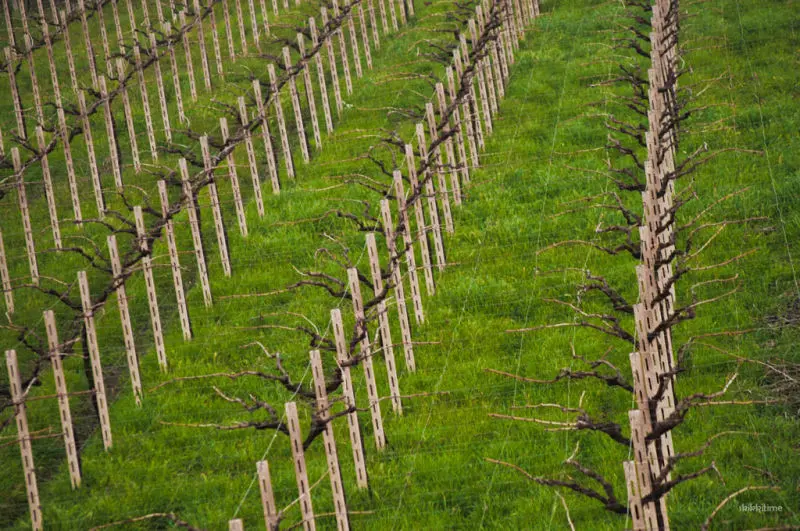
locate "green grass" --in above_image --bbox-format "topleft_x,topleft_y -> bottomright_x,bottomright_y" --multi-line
1,0 -> 799,529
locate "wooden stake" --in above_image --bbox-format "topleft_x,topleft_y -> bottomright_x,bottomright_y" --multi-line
257,460 -> 279,530
283,46 -> 310,163
393,170 -> 424,324
309,350 -> 350,531
258,0 -> 270,39
347,11 -> 362,78
200,135 -> 232,277
386,0 -> 397,32
179,158 -> 213,306
98,76 -> 124,190
59,11 -> 80,96
133,206 -> 167,370
77,0 -> 99,88
110,0 -> 124,53
331,0 -> 352,95
347,268 -> 387,450
250,81 -> 280,196
358,4 -> 372,70
309,17 -> 334,134
221,0 -> 235,61
443,72 -> 471,186
268,64 -> 295,178
2,0 -> 15,49
207,0 -> 224,79
228,519 -> 244,531
5,47 -> 26,140
23,36 -> 44,127
367,0 -> 379,49
233,0 -> 247,53
157,181 -> 192,339
468,20 -> 493,135
376,0 -> 388,34
133,43 -> 159,160
179,11 -> 198,102
35,126 -> 62,248
246,0 -> 259,49
296,33 -> 322,149
320,8 -> 343,116
395,0 -> 405,25
108,235 -> 143,405
11,149 -> 39,285
284,402 -> 316,531
433,86 -> 463,206
379,199 -> 414,371
220,117 -> 248,237
5,350 -> 43,531
115,59 -> 141,174
330,309 -> 369,488
448,64 -> 478,169
77,271 -> 113,449
192,0 -> 212,89
404,143 -> 436,294
76,92 -> 106,216
164,24 -> 187,125
43,310 -> 82,488
0,230 -> 13,314
147,33 -> 173,143
95,0 -> 115,77
415,125 -> 448,271
624,460 -> 647,531
366,234 -> 402,414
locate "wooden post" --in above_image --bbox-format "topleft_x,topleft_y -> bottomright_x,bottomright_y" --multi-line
222,0 -> 235,61
404,143 -> 437,294
395,0 -> 405,25
107,235 -> 143,405
179,159 -> 213,306
191,0 -> 212,90
376,0 -> 387,34
250,82 -> 280,196
207,0 -> 224,79
386,0 -> 398,32
11,149 -> 39,285
468,20 -> 493,135
422,105 -> 454,241
414,128 -> 447,273
268,64 -> 295,178
110,0 -> 124,53
441,76 -> 470,189
179,11 -> 199,102
393,170 -> 424,324
367,0 -> 379,49
76,92 -> 106,217
154,185 -> 192,342
95,0 -> 115,77
309,17 -> 334,135
5,47 -> 26,140
455,44 -> 485,151
257,460 -> 279,530
77,271 -> 113,449
448,65 -> 478,170
358,4 -> 372,70
148,33 -> 173,143
43,310 -> 82,488
5,350 -> 43,531
228,519 -> 244,531
283,46 -> 310,163
2,0 -> 15,50
58,11 -> 80,97
320,8 -> 343,116
284,402 -> 316,531
330,309 -> 369,488
220,117 -> 248,237
628,409 -> 659,530
365,234 -> 402,414
200,135 -> 232,277
379,199 -> 414,371
35,127 -> 62,248
258,0 -> 269,39
309,350 -> 350,530
296,33 -> 322,149
330,1 -> 352,95
164,24 -> 187,125
0,230 -> 13,314
624,460 -> 647,531
133,207 -> 167,370
233,0 -> 247,53
246,0 -> 259,49
77,0 -> 99,88
433,87 -> 463,206
347,268 -> 387,450
132,42 -> 159,161
23,36 -> 44,128
98,76 -> 124,191
347,10 -> 362,79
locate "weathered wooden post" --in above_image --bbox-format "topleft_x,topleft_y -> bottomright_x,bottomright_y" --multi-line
157,181 -> 192,340
257,460 -> 279,530
179,10 -> 199,101
35,127 -> 62,249
5,350 -> 43,531
283,46 -> 311,163
116,59 -> 142,174
77,271 -> 113,449
179,158 -> 214,306
133,207 -> 168,370
246,0 -> 259,49
430,91 -> 462,208
11,149 -> 39,285
437,80 -> 469,194
347,268 -> 387,450
107,235 -> 143,405
285,402 -> 316,531
77,0 -> 99,88
4,47 -> 26,140
233,0 -> 247,53
200,135 -> 232,277
367,0 -> 379,49
0,230 -> 13,314
330,309 -> 369,488
309,17 -> 334,134
309,350 -> 350,530
346,7 -> 362,78
43,311 -> 82,488
320,8 -> 343,116
329,1 -> 352,95
221,0 -> 235,61
393,170 -> 425,323
250,82 -> 280,196
228,519 -> 244,531
268,64 -> 295,178
98,76 -> 124,191
379,199 -> 415,371
207,0 -> 225,79
365,234 -> 402,414
296,33 -> 322,149
448,65 -> 478,170
358,4 -> 372,69
220,117 -> 249,237
76,92 -> 106,216
164,24 -> 187,125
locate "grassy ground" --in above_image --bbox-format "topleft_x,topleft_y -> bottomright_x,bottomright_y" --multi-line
1,0 -> 799,529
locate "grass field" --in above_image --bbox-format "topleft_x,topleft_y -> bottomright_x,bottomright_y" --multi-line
1,0 -> 799,529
